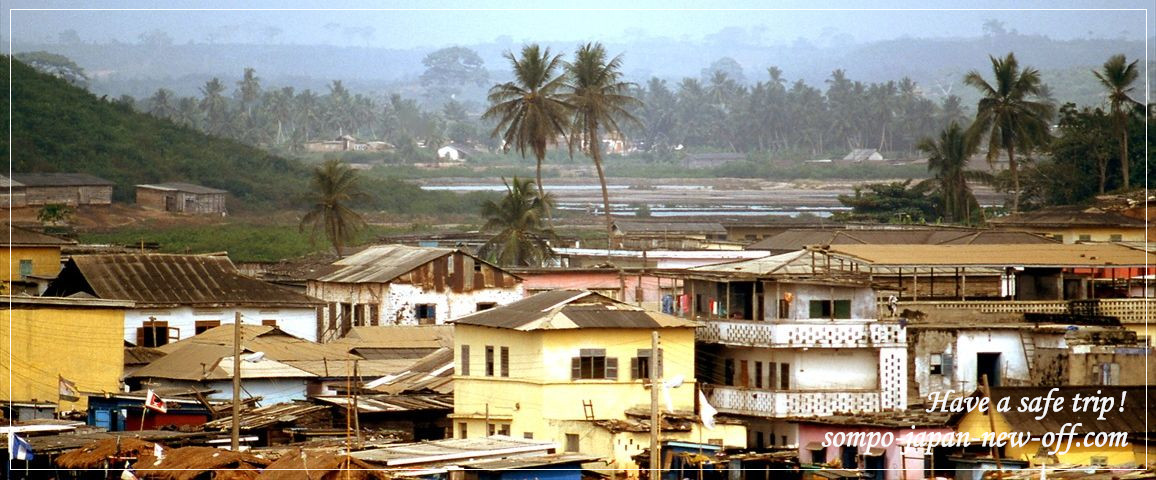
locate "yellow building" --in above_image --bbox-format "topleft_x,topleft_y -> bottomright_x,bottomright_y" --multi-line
1,296 -> 132,411
951,386 -> 1153,468
2,224 -> 74,294
987,206 -> 1149,244
452,290 -> 746,475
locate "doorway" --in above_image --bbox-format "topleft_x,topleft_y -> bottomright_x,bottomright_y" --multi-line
977,352 -> 1001,387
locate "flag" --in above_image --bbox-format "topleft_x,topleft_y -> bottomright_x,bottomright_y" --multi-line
59,375 -> 80,402
153,443 -> 164,460
144,389 -> 167,413
698,389 -> 717,430
120,464 -> 138,480
8,433 -> 34,461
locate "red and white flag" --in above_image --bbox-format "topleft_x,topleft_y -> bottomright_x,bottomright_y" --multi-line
144,389 -> 167,413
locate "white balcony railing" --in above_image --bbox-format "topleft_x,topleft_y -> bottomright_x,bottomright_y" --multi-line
706,385 -> 882,418
886,298 -> 1153,324
697,320 -> 904,348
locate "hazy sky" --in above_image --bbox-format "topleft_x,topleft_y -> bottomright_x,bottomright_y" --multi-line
5,0 -> 1153,50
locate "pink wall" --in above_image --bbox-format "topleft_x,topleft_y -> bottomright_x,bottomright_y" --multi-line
797,422 -> 954,480
518,271 -> 682,306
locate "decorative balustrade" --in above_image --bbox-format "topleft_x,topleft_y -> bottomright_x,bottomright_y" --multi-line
886,298 -> 1153,324
707,385 -> 882,418
697,320 -> 903,348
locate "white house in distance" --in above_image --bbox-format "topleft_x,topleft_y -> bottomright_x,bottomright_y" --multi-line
43,253 -> 325,345
679,250 -> 907,449
436,144 -> 476,162
842,148 -> 884,162
307,244 -> 524,341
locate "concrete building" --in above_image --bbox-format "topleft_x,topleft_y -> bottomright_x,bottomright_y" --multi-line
794,412 -> 954,480
307,245 -> 523,340
43,253 -> 324,345
987,205 -> 1150,244
680,250 -> 907,449
1,295 -> 133,411
135,182 -> 227,215
452,290 -> 746,475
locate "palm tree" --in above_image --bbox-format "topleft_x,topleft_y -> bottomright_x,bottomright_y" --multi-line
963,53 -> 1054,212
1092,54 -> 1140,191
918,122 -> 994,225
563,42 -> 641,252
300,159 -> 367,258
478,177 -> 556,267
482,44 -> 572,214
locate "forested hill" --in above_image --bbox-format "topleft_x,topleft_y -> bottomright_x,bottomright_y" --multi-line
0,56 -> 308,209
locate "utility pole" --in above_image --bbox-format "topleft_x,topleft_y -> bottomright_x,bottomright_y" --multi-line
231,311 -> 242,451
980,374 -> 1003,473
650,331 -> 661,480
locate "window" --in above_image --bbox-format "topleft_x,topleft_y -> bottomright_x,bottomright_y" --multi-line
476,302 -> 497,311
523,432 -> 534,439
631,349 -> 663,379
498,424 -> 510,436
755,432 -> 765,449
811,447 -> 827,464
565,434 -> 580,452
354,304 -> 365,326
809,299 -> 851,319
1052,234 -> 1064,242
724,359 -> 735,386
460,345 -> 470,376
929,354 -> 943,375
368,304 -> 379,326
194,320 -> 221,335
780,363 -> 791,390
500,346 -> 509,377
778,299 -> 790,319
571,348 -> 617,380
1090,456 -> 1108,466
485,346 -> 495,376
754,361 -> 764,388
1077,234 -> 1091,242
1094,362 -> 1120,385
416,304 -> 437,324
137,320 -> 171,348
768,362 -> 778,390
841,446 -> 859,469
261,319 -> 277,327
18,259 -> 32,277
458,422 -> 468,438
1109,234 -> 1122,242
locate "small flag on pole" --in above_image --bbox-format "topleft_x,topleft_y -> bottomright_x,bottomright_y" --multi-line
144,389 -> 167,413
698,389 -> 717,430
59,375 -> 80,402
153,442 -> 164,460
8,433 -> 34,461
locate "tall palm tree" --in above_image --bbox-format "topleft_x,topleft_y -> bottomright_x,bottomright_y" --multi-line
963,53 -> 1054,212
918,122 -> 994,225
564,42 -> 641,252
482,44 -> 572,214
1092,54 -> 1140,191
300,159 -> 366,258
478,177 -> 557,267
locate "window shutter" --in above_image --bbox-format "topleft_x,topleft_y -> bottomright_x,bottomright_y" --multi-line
136,327 -> 145,347
942,353 -> 954,377
606,357 -> 618,380
571,357 -> 581,380
630,357 -> 640,379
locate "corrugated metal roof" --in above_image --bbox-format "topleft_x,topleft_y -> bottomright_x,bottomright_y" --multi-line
331,325 -> 453,350
690,250 -> 818,276
821,243 -> 1153,267
136,182 -> 227,194
202,401 -> 329,431
452,290 -> 695,331
313,393 -> 453,413
351,436 -> 555,465
314,244 -> 453,283
614,220 -> 727,235
5,224 -> 77,246
46,253 -> 323,307
10,172 -> 115,186
988,206 -> 1149,228
747,228 -> 1055,251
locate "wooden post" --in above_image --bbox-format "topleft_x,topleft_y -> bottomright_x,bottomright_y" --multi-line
231,311 -> 242,451
650,331 -> 661,480
980,374 -> 1003,474
353,360 -> 361,448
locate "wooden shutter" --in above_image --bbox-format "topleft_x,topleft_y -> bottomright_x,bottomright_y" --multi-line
605,357 -> 618,380
571,357 -> 581,380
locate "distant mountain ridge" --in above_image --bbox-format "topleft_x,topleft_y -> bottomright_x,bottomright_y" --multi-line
12,32 -> 1149,107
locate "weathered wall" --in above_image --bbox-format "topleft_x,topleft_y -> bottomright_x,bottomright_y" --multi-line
1,246 -> 62,283
25,185 -> 112,206
124,305 -> 320,344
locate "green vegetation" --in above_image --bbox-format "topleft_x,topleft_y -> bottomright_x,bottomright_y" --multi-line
300,159 -> 367,258
477,177 -> 556,267
836,180 -> 938,224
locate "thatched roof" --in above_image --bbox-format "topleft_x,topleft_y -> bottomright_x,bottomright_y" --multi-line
259,449 -> 389,479
56,437 -> 159,469
133,446 -> 270,480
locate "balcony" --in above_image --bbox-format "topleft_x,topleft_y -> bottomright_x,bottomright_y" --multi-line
706,384 -> 882,418
886,298 -> 1153,325
696,320 -> 903,348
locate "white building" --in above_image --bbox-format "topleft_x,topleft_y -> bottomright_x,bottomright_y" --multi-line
307,245 -> 524,341
679,250 -> 907,450
436,145 -> 475,162
43,253 -> 324,345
